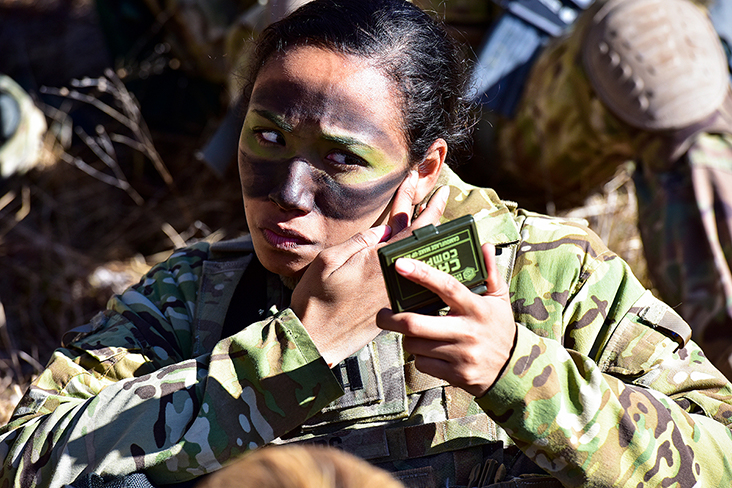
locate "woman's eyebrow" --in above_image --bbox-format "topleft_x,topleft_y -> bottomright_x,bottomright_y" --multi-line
252,109 -> 294,132
321,133 -> 372,149
254,108 -> 375,150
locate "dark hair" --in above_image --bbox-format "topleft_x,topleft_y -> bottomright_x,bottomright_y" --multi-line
242,0 -> 475,167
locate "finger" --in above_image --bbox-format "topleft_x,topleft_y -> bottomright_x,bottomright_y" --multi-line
386,185 -> 449,245
481,242 -> 509,297
412,353 -> 492,398
388,170 -> 419,234
411,355 -> 453,384
320,225 -> 392,273
376,307 -> 399,333
402,335 -> 455,361
410,185 -> 450,230
393,257 -> 474,314
376,307 -> 454,341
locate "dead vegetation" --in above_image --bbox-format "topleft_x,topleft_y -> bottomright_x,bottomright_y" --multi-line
0,70 -> 248,425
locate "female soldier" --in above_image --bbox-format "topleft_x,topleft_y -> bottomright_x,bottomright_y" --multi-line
2,0 -> 732,487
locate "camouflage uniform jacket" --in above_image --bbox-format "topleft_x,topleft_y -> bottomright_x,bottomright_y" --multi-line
2,167 -> 732,488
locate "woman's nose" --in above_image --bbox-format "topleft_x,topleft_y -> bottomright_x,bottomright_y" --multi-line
269,159 -> 315,213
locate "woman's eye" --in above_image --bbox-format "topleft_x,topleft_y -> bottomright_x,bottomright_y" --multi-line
254,129 -> 285,146
326,151 -> 365,168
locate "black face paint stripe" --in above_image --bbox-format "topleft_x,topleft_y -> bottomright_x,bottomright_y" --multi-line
239,149 -> 409,221
315,166 -> 407,220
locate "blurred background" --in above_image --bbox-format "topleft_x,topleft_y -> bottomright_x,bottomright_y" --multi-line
0,0 -> 681,423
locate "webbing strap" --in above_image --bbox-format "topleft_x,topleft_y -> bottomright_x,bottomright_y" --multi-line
404,361 -> 449,394
392,414 -> 500,460
473,1 -> 595,117
635,290 -> 692,348
492,0 -> 593,36
471,13 -> 547,117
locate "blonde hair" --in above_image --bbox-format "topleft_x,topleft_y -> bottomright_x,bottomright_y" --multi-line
196,445 -> 405,488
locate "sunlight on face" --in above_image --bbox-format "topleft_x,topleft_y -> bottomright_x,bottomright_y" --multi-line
238,46 -> 411,278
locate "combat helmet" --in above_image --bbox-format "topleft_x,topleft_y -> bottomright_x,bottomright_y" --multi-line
581,0 -> 729,132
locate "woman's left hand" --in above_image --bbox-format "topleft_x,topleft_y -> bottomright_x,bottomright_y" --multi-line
376,242 -> 516,398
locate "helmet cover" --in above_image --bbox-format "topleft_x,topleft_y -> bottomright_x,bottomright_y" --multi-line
582,0 -> 728,131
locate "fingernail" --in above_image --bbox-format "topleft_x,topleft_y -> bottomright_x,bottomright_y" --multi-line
378,225 -> 392,242
368,225 -> 391,243
395,258 -> 416,275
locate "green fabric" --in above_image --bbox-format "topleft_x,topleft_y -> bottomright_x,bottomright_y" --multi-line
2,168 -> 732,488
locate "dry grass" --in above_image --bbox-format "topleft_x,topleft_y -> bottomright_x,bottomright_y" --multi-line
559,163 -> 651,289
0,72 -> 248,425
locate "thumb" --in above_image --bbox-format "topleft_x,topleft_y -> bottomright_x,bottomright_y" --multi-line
482,242 -> 509,298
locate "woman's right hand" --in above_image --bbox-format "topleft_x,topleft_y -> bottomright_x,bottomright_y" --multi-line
290,173 -> 449,367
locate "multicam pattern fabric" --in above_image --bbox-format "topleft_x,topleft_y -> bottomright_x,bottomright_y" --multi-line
492,0 -> 732,379
634,132 -> 732,379
2,167 -> 732,488
493,0 -> 718,210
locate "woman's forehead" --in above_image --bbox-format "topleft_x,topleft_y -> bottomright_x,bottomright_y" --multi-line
250,46 -> 406,146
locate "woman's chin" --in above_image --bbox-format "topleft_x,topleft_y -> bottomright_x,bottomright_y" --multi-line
261,255 -> 308,279
255,247 -> 311,281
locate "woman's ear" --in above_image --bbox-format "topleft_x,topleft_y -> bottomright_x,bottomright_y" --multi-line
413,138 -> 447,204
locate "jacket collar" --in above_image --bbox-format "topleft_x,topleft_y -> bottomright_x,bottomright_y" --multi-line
432,166 -> 521,247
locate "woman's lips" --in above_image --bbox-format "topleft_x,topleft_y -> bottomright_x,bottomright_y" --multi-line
261,227 -> 312,250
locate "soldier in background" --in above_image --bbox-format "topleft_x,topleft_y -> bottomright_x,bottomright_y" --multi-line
464,0 -> 732,379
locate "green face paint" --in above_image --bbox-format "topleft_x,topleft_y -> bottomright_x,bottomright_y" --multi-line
239,75 -> 411,220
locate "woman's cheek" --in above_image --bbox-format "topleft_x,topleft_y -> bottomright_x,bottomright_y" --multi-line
238,152 -> 283,200
313,168 -> 408,221
239,144 -> 408,221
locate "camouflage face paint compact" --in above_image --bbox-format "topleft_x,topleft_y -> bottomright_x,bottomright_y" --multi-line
378,214 -> 487,314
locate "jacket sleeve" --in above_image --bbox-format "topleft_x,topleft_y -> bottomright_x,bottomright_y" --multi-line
0,244 -> 343,488
477,215 -> 732,487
